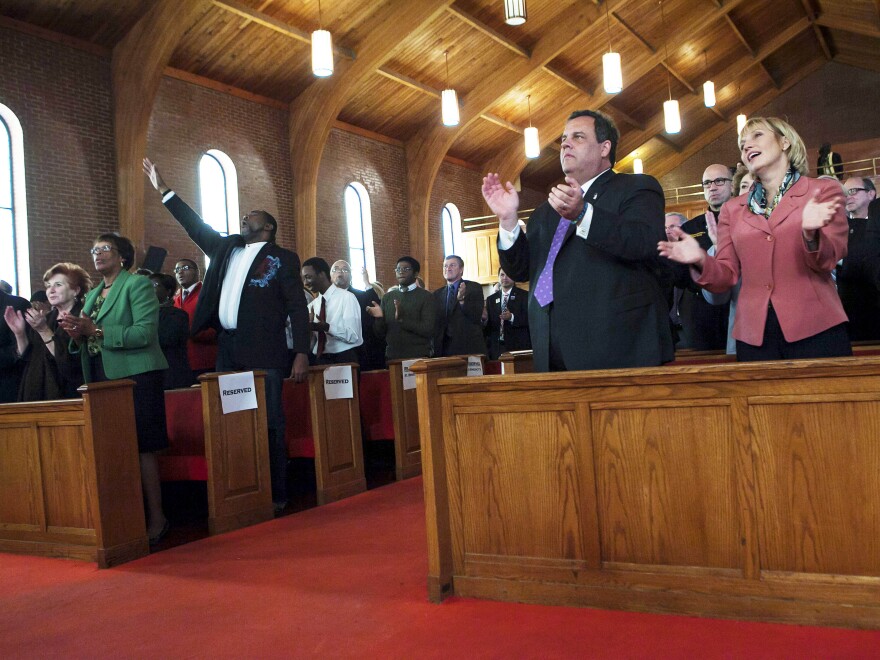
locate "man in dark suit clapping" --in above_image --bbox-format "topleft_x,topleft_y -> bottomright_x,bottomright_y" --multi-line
484,267 -> 530,359
433,255 -> 486,357
481,109 -> 673,372
144,158 -> 309,514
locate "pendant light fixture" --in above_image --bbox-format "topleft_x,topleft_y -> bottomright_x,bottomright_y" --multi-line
504,0 -> 527,26
602,1 -> 622,94
441,51 -> 460,127
311,0 -> 333,77
524,95 -> 540,159
633,155 -> 644,174
659,1 -> 681,134
702,51 -> 716,108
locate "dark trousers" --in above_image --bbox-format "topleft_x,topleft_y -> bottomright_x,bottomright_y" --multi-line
217,330 -> 288,504
736,305 -> 852,362
315,348 -> 358,365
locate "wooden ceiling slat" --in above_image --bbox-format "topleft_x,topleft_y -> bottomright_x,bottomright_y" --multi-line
445,5 -> 529,58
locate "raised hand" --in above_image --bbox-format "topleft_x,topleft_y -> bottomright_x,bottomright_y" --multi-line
658,226 -> 707,266
457,281 -> 467,302
802,193 -> 840,236
25,307 -> 49,333
481,173 -> 520,230
142,157 -> 168,195
705,211 -> 718,247
548,176 -> 585,221
365,301 -> 384,319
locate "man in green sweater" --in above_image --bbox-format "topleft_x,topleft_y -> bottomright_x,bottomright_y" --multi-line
366,257 -> 435,359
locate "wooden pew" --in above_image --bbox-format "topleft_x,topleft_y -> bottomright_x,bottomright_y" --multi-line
307,363 -> 367,504
499,350 -> 534,374
197,372 -> 273,535
386,359 -> 424,480
0,380 -> 148,567
413,356 -> 880,628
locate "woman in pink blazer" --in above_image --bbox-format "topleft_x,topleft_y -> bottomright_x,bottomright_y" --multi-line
659,117 -> 851,361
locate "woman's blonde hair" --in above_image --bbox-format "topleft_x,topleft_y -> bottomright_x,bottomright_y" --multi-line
737,116 -> 808,176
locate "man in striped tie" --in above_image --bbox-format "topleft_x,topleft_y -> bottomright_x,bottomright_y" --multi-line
481,109 -> 673,372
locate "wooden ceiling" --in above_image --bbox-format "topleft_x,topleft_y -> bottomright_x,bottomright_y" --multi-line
2,0 -> 878,190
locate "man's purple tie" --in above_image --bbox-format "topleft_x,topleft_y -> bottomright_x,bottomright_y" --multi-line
533,217 -> 570,307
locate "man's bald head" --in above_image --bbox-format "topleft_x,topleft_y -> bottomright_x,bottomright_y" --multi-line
331,260 -> 353,289
702,163 -> 734,212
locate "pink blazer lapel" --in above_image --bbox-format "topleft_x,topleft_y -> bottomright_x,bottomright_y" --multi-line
768,176 -> 809,229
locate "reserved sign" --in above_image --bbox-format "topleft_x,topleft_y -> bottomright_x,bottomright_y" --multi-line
401,359 -> 418,391
218,371 -> 258,414
467,355 -> 484,377
323,365 -> 354,400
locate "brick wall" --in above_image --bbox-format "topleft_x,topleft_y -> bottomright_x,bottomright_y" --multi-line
0,27 -> 117,294
145,77 -> 294,275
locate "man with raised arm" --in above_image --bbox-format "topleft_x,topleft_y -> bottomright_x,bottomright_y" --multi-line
481,109 -> 673,372
143,158 -> 309,515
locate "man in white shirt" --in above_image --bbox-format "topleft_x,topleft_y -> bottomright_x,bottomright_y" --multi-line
481,109 -> 672,372
301,257 -> 363,365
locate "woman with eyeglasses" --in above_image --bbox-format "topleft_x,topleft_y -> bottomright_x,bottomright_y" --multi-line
660,116 -> 851,361
60,233 -> 170,545
4,262 -> 91,400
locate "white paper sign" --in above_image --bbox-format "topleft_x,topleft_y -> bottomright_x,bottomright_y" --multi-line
401,360 -> 418,391
218,371 -> 258,414
467,355 -> 484,377
323,365 -> 354,400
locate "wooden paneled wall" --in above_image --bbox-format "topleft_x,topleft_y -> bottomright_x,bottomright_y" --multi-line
413,356 -> 880,627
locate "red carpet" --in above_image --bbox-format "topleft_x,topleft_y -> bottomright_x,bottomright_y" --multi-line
3,477 -> 880,658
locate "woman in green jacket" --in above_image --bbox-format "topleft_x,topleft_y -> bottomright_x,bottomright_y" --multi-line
61,233 -> 170,545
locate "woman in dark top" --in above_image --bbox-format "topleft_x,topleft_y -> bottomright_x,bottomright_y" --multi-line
4,262 -> 91,400
149,272 -> 194,389
60,234 -> 170,545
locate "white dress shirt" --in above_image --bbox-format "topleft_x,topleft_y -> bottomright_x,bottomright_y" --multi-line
307,284 -> 363,354
498,168 -> 611,249
218,242 -> 267,330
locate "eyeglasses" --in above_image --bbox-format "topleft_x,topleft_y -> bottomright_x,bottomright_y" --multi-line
702,178 -> 732,188
89,245 -> 116,255
174,265 -> 195,273
394,266 -> 413,273
330,267 -> 351,273
846,188 -> 867,197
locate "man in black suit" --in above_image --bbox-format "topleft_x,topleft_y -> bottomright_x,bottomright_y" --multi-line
484,267 -> 530,359
144,158 -> 309,513
482,109 -> 673,372
330,259 -> 385,371
674,163 -> 732,350
1,289 -> 31,402
433,255 -> 486,357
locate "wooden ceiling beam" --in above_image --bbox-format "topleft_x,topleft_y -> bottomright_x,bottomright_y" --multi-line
542,65 -> 596,98
604,104 -> 646,131
481,113 -> 524,134
724,14 -> 755,56
405,1 -> 604,285
797,0 -> 832,60
660,60 -> 696,94
289,0 -> 454,260
814,15 -> 880,39
112,0 -> 211,248
212,0 -> 356,59
655,133 -> 682,153
611,11 -> 655,53
377,67 -> 441,98
445,6 -> 530,58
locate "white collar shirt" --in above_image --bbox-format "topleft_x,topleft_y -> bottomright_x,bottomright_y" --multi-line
218,242 -> 267,330
307,284 -> 363,354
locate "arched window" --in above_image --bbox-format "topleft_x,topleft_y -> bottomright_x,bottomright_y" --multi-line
441,202 -> 461,258
343,182 -> 376,290
198,149 -> 239,237
0,104 -> 30,298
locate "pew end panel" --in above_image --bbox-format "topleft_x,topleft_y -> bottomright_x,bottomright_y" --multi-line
198,372 -> 273,535
411,357 -> 469,603
498,350 -> 534,375
417,357 -> 880,627
307,363 -> 366,505
0,380 -> 148,567
387,359 -> 424,481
